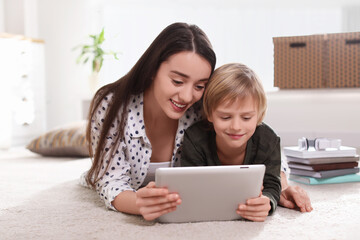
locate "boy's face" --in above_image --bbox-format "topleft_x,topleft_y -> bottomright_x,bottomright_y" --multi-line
208,95 -> 258,150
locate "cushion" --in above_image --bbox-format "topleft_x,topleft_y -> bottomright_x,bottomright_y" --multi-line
26,121 -> 89,157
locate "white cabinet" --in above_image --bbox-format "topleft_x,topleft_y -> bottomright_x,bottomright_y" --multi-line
0,34 -> 46,148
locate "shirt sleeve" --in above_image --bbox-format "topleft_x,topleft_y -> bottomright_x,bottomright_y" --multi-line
261,136 -> 282,215
88,95 -> 135,211
281,154 -> 289,175
180,128 -> 207,167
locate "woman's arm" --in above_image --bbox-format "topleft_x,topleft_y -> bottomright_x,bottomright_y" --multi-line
92,128 -> 182,219
279,171 -> 313,212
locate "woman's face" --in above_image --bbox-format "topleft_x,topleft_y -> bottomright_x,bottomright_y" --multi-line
150,51 -> 212,120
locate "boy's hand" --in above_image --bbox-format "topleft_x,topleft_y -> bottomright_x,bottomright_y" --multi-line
236,194 -> 271,222
135,181 -> 181,221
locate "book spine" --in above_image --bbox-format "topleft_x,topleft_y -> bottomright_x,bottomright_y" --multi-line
290,174 -> 360,185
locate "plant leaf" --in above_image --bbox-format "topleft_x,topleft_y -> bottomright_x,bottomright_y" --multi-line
83,57 -> 89,64
74,27 -> 119,71
98,28 -> 105,44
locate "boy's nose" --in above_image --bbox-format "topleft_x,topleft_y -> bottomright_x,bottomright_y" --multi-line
231,119 -> 242,130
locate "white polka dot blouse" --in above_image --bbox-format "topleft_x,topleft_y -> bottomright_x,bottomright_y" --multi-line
80,92 -> 201,210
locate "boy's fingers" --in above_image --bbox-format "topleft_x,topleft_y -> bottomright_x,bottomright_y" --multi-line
246,196 -> 269,205
238,202 -> 270,212
239,214 -> 267,222
237,209 -> 268,217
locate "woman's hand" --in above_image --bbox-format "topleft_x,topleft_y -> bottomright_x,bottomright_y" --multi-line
279,185 -> 313,212
236,194 -> 271,222
135,181 -> 181,221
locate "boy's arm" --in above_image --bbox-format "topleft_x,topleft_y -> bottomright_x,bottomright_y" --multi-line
261,137 -> 282,215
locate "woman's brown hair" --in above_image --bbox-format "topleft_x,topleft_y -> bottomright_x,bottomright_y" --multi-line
86,22 -> 216,187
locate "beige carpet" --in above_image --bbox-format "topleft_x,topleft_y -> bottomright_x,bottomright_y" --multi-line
1,148 -> 360,240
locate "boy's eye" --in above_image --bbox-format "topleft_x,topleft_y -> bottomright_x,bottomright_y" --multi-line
220,116 -> 230,120
242,116 -> 252,121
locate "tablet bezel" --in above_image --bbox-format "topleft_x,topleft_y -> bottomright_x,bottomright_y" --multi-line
155,164 -> 265,223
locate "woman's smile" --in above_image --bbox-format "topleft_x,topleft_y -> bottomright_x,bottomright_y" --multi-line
170,99 -> 187,112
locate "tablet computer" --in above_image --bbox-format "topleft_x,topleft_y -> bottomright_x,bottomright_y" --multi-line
155,164 -> 265,223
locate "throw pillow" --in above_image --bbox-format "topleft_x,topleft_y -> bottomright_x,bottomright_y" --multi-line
26,121 -> 89,157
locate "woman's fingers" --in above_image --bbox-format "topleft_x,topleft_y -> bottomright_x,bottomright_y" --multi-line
135,181 -> 182,221
291,186 -> 313,212
139,198 -> 181,216
136,192 -> 181,208
141,206 -> 178,221
279,185 -> 313,212
136,181 -> 180,207
138,196 -> 181,221
136,181 -> 169,198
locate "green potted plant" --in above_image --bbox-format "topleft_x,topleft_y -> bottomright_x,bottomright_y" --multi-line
74,28 -> 119,93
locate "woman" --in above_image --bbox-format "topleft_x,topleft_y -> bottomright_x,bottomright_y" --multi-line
82,22 -> 215,220
81,22 -> 312,221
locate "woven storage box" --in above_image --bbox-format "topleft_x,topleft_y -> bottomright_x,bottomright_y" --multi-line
273,34 -> 326,88
273,32 -> 360,89
327,32 -> 360,88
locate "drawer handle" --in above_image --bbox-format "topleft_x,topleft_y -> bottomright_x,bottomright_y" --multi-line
345,39 -> 360,45
290,42 -> 306,48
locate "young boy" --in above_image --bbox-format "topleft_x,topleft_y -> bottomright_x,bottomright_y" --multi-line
181,63 -> 281,222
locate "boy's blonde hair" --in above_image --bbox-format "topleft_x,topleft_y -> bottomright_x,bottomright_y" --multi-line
203,63 -> 267,125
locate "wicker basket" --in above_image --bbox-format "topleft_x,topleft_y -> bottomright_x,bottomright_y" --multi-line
273,32 -> 360,89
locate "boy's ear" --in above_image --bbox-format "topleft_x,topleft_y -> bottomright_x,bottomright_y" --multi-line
207,115 -> 213,123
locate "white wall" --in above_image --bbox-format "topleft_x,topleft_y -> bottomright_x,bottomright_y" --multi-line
23,0 -> 39,37
3,0 -> 24,34
265,89 -> 360,148
1,0 -> 360,146
101,0 -> 344,91
0,0 -> 4,32
36,0 -> 103,129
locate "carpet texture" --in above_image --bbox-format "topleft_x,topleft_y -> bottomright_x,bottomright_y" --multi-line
1,148 -> 359,240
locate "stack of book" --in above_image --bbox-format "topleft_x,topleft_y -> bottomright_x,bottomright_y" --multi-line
284,146 -> 360,185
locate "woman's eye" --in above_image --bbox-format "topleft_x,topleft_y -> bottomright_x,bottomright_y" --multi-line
172,79 -> 183,85
195,85 -> 205,90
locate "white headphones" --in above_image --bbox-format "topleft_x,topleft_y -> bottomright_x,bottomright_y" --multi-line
298,137 -> 341,151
